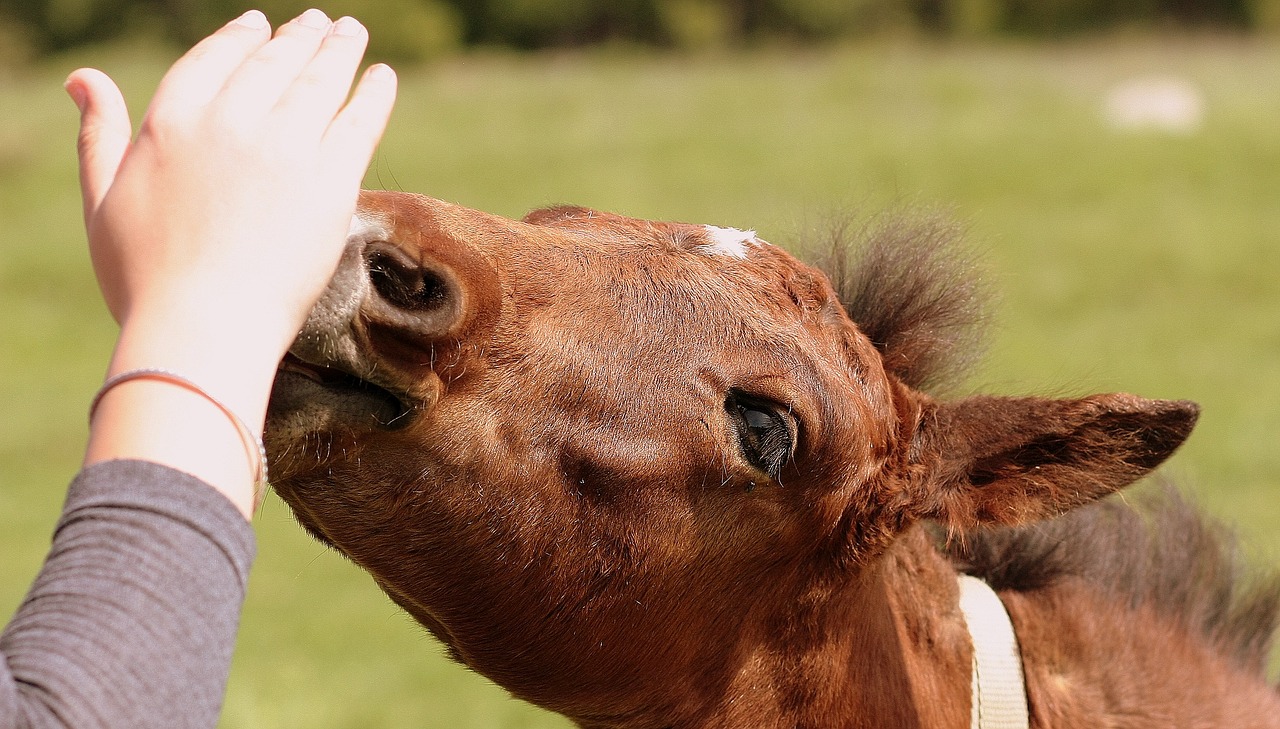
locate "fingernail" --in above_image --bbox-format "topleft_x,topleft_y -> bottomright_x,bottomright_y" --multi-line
64,78 -> 87,113
298,8 -> 330,29
231,9 -> 269,29
332,16 -> 364,37
368,64 -> 396,82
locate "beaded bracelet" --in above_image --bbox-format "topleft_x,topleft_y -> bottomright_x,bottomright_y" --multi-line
88,368 -> 269,510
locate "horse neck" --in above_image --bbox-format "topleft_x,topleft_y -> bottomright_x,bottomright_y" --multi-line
659,526 -> 973,729
836,526 -> 973,729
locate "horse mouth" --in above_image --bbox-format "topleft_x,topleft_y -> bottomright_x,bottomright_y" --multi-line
269,353 -> 415,431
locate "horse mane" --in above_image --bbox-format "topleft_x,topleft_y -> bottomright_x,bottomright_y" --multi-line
946,483 -> 1280,675
807,212 -> 1280,674
805,210 -> 992,394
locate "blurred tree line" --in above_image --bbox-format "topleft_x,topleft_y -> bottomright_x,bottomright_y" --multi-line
2,0 -> 1278,64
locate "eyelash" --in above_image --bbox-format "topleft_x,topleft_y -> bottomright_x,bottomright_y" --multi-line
725,392 -> 797,485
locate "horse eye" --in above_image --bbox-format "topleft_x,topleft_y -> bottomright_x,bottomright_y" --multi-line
726,393 -> 797,481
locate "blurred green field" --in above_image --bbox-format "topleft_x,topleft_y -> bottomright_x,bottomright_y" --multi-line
2,35 -> 1278,727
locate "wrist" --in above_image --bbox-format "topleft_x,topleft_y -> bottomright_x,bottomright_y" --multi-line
85,375 -> 259,520
109,303 -> 294,434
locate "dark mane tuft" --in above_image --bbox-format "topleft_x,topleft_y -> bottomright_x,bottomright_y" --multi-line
806,211 -> 992,393
945,483 -> 1280,674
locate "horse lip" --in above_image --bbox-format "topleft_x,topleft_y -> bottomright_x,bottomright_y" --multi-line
278,350 -> 393,395
278,354 -> 331,385
277,352 -> 416,429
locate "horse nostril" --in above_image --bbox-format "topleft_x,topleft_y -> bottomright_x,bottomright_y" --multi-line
358,240 -> 466,344
366,248 -> 449,313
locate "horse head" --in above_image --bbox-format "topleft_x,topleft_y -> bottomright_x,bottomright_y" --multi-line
265,190 -> 1197,724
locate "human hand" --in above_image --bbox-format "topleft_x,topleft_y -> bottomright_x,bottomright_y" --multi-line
69,8 -> 396,380
71,9 -> 397,517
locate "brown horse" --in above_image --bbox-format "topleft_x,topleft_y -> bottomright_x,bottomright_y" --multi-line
265,190 -> 1280,728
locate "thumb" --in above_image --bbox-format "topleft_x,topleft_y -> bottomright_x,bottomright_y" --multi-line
66,68 -> 132,224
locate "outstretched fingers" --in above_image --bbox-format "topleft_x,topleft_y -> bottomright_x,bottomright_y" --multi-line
322,63 -> 398,183
66,67 -> 132,225
213,9 -> 339,123
273,16 -> 371,133
147,10 -> 272,114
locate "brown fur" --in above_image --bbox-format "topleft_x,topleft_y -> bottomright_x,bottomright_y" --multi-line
265,191 -> 1277,728
948,484 -> 1280,676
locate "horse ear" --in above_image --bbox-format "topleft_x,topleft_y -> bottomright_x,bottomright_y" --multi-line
911,393 -> 1199,531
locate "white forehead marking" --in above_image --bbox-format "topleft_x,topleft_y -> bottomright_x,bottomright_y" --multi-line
348,211 -> 387,240
700,225 -> 759,259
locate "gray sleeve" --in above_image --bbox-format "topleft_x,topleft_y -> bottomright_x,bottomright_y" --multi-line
0,460 -> 256,729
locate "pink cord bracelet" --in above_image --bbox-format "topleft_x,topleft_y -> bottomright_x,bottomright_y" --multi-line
88,368 -> 269,510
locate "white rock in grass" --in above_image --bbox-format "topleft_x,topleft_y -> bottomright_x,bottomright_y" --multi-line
1104,76 -> 1205,134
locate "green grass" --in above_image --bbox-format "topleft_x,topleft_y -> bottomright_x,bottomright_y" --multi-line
2,34 -> 1278,727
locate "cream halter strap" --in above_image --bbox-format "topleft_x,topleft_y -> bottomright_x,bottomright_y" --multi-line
956,575 -> 1030,729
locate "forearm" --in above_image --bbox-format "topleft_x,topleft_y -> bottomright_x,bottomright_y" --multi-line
83,317 -> 282,520
0,461 -> 255,728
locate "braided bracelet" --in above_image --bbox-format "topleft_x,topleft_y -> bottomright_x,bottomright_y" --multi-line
88,368 -> 269,510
